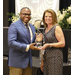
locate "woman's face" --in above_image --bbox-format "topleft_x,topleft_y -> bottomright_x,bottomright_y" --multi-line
45,12 -> 53,25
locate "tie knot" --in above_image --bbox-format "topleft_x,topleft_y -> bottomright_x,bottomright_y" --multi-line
25,24 -> 28,28
25,24 -> 28,26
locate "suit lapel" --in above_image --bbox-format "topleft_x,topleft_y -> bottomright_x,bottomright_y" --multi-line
18,19 -> 36,43
19,19 -> 30,43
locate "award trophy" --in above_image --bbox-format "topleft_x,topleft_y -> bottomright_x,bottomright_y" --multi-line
35,30 -> 43,47
35,29 -> 43,61
35,29 -> 45,61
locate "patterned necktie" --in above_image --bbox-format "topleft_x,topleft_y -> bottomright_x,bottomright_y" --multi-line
25,24 -> 31,42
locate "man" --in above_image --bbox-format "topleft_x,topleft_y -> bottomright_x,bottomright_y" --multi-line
8,7 -> 41,75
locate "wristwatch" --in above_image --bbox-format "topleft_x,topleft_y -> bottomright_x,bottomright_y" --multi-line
50,43 -> 52,47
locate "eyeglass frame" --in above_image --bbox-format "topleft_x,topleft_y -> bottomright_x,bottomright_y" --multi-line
20,13 -> 31,16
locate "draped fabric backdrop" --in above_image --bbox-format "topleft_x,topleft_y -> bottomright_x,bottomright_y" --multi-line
15,0 -> 59,24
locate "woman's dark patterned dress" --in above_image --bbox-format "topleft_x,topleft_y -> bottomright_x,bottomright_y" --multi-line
43,25 -> 63,75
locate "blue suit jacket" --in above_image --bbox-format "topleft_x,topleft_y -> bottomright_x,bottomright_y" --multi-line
8,19 -> 36,68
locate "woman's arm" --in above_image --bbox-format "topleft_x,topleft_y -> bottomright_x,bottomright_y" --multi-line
51,25 -> 65,47
40,58 -> 44,72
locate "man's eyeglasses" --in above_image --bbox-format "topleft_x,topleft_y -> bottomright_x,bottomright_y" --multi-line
21,13 -> 31,16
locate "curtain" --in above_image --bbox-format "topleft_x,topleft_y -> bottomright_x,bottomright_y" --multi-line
15,0 -> 59,15
9,0 -> 15,13
8,0 -> 15,25
15,0 -> 59,24
59,0 -> 71,10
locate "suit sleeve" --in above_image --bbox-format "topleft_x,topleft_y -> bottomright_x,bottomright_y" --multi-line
8,23 -> 27,52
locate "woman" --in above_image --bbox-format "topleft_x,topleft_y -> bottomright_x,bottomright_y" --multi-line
40,9 -> 65,75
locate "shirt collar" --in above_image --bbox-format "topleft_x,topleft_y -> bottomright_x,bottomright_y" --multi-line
23,22 -> 29,26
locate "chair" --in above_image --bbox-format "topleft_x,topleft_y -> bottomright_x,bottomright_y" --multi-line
34,20 -> 42,29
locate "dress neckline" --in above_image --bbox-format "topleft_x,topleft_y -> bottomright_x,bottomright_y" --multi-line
45,25 -> 58,34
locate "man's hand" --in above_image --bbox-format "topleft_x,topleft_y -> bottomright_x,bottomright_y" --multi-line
29,43 -> 42,50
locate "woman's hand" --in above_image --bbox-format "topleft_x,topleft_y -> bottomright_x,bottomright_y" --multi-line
40,58 -> 44,72
41,43 -> 50,50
